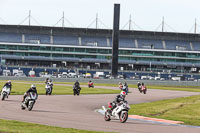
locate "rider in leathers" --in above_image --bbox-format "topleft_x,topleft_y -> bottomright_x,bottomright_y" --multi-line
3,80 -> 12,95
22,84 -> 38,102
111,91 -> 126,111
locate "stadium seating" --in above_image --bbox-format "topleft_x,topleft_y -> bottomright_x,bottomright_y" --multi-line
191,42 -> 200,51
0,32 -> 197,52
0,32 -> 22,43
165,40 -> 191,50
81,36 -> 107,47
119,38 -> 135,48
25,34 -> 50,44
137,39 -> 163,49
53,35 -> 79,45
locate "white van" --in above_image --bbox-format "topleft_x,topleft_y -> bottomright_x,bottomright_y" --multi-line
3,70 -> 11,76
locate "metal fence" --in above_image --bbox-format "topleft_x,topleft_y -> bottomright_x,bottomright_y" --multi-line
0,76 -> 200,86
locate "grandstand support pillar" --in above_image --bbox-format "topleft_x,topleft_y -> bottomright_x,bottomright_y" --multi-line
111,4 -> 120,78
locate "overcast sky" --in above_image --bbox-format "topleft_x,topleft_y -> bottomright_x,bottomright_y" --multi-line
0,0 -> 199,33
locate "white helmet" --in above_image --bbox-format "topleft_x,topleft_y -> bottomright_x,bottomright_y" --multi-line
120,91 -> 126,97
31,84 -> 36,88
8,80 -> 11,83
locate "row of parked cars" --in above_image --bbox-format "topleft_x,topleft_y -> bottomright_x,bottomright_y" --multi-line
3,69 -> 35,77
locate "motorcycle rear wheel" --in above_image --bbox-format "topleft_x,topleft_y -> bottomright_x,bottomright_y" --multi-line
21,104 -> 25,110
104,110 -> 111,121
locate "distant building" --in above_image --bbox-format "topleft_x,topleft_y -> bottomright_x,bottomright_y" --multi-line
0,24 -> 200,73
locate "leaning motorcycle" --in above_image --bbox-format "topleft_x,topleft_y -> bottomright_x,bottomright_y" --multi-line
138,85 -> 147,94
45,83 -> 53,95
1,86 -> 10,101
102,101 -> 130,123
88,82 -> 94,88
21,92 -> 37,111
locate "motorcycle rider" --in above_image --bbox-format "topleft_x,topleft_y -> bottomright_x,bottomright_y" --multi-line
141,82 -> 146,91
45,78 -> 49,84
88,80 -> 93,87
111,91 -> 127,111
46,79 -> 53,94
22,84 -> 38,102
118,82 -> 123,90
2,80 -> 12,95
122,82 -> 128,95
73,80 -> 80,88
73,80 -> 81,94
137,82 -> 141,88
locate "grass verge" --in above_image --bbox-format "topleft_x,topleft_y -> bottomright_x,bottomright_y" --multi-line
0,81 -> 120,95
129,95 -> 200,126
0,119 -> 111,133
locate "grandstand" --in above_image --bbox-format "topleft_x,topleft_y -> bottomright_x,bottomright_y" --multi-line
0,24 -> 200,74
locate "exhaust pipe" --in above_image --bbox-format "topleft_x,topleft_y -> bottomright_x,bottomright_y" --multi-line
102,106 -> 106,111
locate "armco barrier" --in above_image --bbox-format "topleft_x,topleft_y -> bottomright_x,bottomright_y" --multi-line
0,76 -> 200,86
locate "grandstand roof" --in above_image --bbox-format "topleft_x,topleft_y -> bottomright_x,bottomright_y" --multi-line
0,24 -> 200,41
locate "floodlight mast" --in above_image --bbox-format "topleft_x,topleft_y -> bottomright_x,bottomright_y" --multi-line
111,4 -> 120,78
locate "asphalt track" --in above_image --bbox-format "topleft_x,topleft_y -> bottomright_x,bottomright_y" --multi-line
0,88 -> 200,133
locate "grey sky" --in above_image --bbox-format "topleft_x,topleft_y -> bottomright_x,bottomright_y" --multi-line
0,0 -> 199,33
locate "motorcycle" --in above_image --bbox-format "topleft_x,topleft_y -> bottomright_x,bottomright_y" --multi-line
138,85 -> 147,94
21,92 -> 37,111
1,86 -> 10,101
102,101 -> 130,123
121,86 -> 128,95
88,82 -> 94,88
45,82 -> 53,95
73,86 -> 81,96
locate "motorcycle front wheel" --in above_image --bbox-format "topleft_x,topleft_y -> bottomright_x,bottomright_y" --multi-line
120,111 -> 128,123
28,102 -> 34,111
1,94 -> 5,101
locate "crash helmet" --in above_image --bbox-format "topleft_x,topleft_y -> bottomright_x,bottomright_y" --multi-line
120,91 -> 126,98
31,84 -> 36,89
142,82 -> 144,86
138,82 -> 140,84
8,80 -> 11,84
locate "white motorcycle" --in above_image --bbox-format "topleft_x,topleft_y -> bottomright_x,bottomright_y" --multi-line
45,82 -> 53,95
21,92 -> 37,111
102,101 -> 130,123
1,86 -> 10,101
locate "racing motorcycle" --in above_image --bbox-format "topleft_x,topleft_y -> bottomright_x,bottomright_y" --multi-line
88,82 -> 94,88
102,101 -> 130,123
138,85 -> 147,94
45,82 -> 53,95
1,86 -> 10,101
73,86 -> 81,96
21,92 -> 37,111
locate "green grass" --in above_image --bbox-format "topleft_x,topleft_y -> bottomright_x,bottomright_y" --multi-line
129,95 -> 200,126
0,119 -> 111,133
0,81 -> 120,95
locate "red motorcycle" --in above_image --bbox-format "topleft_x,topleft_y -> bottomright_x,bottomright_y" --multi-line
88,82 -> 94,88
138,85 -> 147,94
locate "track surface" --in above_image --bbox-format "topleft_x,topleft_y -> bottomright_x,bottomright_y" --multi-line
0,88 -> 200,133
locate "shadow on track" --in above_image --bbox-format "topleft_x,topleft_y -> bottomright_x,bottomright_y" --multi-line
33,109 -> 68,114
4,99 -> 21,103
